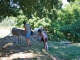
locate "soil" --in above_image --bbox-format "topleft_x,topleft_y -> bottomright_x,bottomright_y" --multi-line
0,28 -> 56,60
0,36 -> 53,60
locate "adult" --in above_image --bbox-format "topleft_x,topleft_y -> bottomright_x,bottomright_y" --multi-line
23,21 -> 31,46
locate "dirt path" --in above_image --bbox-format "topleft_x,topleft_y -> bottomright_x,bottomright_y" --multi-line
0,36 -> 56,60
0,28 -> 11,37
0,28 -> 56,60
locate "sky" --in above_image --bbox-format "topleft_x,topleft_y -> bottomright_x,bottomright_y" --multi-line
62,0 -> 69,8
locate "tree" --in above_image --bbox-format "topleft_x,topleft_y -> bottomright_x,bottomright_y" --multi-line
0,0 -> 62,18
0,0 -> 20,23
57,1 -> 80,42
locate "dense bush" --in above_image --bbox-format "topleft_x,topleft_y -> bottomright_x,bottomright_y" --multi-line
0,16 -> 16,26
57,2 -> 80,42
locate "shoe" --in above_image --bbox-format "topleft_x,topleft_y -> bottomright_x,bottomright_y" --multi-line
29,45 -> 31,46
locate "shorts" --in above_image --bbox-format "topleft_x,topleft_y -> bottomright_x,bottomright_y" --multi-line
41,38 -> 48,42
25,31 -> 31,38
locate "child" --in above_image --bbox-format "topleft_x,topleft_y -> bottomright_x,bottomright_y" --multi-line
33,29 -> 48,50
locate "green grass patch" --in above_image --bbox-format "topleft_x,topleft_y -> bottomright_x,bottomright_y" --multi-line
0,36 -> 80,60
48,41 -> 80,60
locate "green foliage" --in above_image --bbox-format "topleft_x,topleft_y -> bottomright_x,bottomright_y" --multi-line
15,0 -> 80,42
15,15 -> 51,29
0,16 -> 15,26
15,14 -> 28,28
48,42 -> 80,60
57,1 -> 80,42
0,0 -> 20,18
0,0 -> 80,43
0,0 -> 62,19
19,0 -> 62,18
67,0 -> 75,2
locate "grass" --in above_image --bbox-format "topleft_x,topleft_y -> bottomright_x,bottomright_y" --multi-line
0,36 -> 80,60
22,40 -> 80,60
0,26 -> 80,60
48,41 -> 80,60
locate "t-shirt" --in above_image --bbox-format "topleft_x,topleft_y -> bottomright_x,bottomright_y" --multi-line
25,24 -> 31,32
42,32 -> 48,39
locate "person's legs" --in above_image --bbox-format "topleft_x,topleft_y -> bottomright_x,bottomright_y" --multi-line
28,38 -> 31,46
41,38 -> 46,50
41,38 -> 44,43
44,38 -> 48,50
26,38 -> 31,46
43,41 -> 46,49
45,42 -> 48,50
25,31 -> 31,46
41,38 -> 48,50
